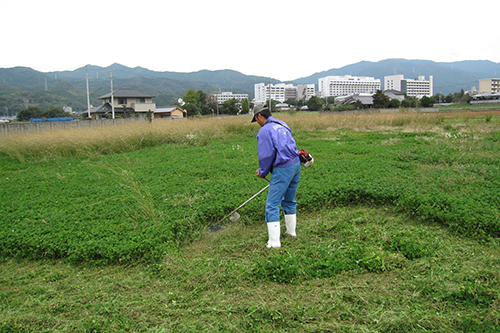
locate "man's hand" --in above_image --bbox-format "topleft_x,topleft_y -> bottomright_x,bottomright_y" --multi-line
255,169 -> 263,178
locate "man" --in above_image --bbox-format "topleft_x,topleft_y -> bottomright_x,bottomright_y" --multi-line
252,104 -> 300,248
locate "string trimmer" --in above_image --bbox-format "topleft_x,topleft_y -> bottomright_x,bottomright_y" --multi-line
218,177 -> 270,224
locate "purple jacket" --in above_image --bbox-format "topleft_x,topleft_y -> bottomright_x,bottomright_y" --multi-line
257,116 -> 300,177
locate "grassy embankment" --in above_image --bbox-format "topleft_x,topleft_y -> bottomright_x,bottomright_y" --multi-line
0,111 -> 499,332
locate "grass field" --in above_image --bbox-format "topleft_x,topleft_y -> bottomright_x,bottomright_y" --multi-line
1,111 -> 499,332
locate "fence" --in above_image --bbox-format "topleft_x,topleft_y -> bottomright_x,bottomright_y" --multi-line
319,107 -> 440,115
0,117 -> 175,136
470,100 -> 500,106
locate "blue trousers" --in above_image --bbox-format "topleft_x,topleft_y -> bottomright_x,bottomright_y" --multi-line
265,161 -> 301,222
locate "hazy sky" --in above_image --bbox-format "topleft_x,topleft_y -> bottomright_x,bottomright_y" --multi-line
1,0 -> 499,81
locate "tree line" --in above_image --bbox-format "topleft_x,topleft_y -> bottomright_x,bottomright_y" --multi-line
180,88 -> 474,116
15,106 -> 74,122
180,89 -> 250,116
283,89 -> 473,112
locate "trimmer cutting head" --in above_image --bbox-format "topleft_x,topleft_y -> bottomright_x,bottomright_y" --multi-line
217,178 -> 270,225
229,212 -> 241,222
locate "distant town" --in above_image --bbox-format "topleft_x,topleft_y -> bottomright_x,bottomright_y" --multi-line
217,75 -> 499,111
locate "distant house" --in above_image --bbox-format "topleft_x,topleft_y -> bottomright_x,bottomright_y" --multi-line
275,103 -> 290,110
471,92 -> 500,105
154,106 -> 187,119
336,93 -> 374,108
384,90 -> 405,102
90,89 -> 156,119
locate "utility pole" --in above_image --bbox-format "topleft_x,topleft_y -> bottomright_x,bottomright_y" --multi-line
108,69 -> 115,119
216,88 -> 221,117
268,81 -> 272,112
86,67 -> 91,119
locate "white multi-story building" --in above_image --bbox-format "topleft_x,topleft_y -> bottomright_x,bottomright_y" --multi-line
384,75 -> 405,91
402,76 -> 433,97
384,75 -> 433,97
214,92 -> 249,104
318,75 -> 381,97
254,83 -> 292,103
479,78 -> 500,93
254,83 -> 316,103
297,84 -> 316,100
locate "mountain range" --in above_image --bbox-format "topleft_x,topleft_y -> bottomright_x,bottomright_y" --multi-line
294,59 -> 500,94
1,59 -> 499,115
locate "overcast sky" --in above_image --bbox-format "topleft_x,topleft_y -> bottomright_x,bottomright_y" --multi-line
1,0 -> 499,81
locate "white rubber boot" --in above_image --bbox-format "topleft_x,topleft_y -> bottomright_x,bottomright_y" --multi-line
266,222 -> 281,248
285,214 -> 297,237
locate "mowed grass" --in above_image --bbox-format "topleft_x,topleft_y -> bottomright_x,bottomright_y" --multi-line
1,110 -> 500,332
1,206 -> 499,332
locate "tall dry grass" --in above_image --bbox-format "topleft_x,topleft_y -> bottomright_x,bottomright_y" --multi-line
0,118 -> 230,162
0,112 -> 483,162
285,111 -> 446,132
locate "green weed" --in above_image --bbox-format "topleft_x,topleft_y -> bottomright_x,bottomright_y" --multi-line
0,112 -> 499,267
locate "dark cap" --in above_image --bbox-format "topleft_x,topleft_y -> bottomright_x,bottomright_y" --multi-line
251,104 -> 271,122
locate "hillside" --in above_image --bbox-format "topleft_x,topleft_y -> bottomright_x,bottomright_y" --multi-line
1,59 -> 499,115
0,64 -> 279,115
51,63 -> 281,93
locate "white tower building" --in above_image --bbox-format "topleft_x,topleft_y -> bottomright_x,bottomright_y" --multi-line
318,75 -> 381,97
254,83 -> 296,103
384,75 -> 434,97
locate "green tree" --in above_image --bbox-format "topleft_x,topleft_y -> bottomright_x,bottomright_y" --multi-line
372,90 -> 390,108
264,99 -> 278,112
242,99 -> 250,114
183,103 -> 200,116
145,109 -> 153,122
42,106 -> 70,118
197,90 -> 206,103
334,104 -> 354,111
389,98 -> 401,108
420,96 -> 433,107
306,96 -> 323,111
402,96 -> 418,108
453,89 -> 469,103
16,106 -> 71,121
220,98 -> 240,115
431,93 -> 445,104
183,89 -> 199,104
454,89 -> 465,100
183,89 -> 211,116
16,106 -> 43,121
353,100 -> 364,109
196,90 -> 210,114
323,104 -> 333,111
199,103 -> 213,116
